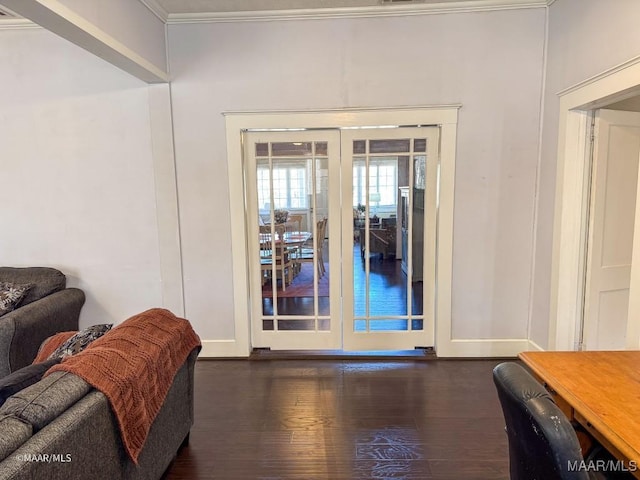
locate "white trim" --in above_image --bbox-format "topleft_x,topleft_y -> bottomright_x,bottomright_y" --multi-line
557,55 -> 640,99
225,106 -> 458,358
148,84 -> 185,317
551,58 -> 640,351
137,0 -> 169,23
527,339 -> 545,351
433,123 -> 457,356
224,105 -> 462,118
199,340 -> 248,358
526,1 -> 549,345
0,19 -> 38,29
168,0 -> 546,24
439,339 -> 532,358
628,151 -> 640,349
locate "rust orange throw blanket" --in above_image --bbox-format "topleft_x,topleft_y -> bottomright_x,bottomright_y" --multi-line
45,308 -> 201,464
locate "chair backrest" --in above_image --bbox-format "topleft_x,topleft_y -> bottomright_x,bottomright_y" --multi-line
286,214 -> 303,234
315,218 -> 327,250
259,224 -> 287,261
492,362 -> 590,480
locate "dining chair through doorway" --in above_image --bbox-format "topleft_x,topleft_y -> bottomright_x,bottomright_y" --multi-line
297,217 -> 327,278
259,224 -> 294,291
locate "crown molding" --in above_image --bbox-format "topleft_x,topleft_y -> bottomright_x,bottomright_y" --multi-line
138,0 -> 169,23
0,18 -> 38,29
167,0 -> 548,24
222,104 -> 462,118
557,54 -> 640,99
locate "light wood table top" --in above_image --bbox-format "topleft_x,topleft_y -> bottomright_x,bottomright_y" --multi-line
519,350 -> 640,473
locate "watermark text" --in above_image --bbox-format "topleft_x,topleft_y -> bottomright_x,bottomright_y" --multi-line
568,459 -> 637,473
15,453 -> 72,463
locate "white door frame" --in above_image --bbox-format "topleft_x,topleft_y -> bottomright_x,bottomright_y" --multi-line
550,56 -> 640,351
224,106 -> 459,356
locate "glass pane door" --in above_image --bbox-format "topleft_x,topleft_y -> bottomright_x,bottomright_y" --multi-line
341,127 -> 439,350
245,130 -> 341,350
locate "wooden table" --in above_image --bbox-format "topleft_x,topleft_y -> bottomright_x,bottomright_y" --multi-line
519,351 -> 640,477
259,231 -> 312,277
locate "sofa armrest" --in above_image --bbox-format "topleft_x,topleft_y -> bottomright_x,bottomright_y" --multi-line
2,349 -> 199,480
0,288 -> 85,376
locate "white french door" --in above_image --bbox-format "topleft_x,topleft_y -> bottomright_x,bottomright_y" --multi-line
244,126 -> 439,351
341,127 -> 439,350
245,130 -> 342,350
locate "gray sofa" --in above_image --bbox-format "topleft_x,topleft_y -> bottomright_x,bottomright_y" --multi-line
0,347 -> 198,480
0,267 -> 85,377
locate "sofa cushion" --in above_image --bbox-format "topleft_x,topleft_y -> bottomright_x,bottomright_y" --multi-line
0,371 -> 91,431
0,267 -> 66,306
0,414 -> 32,461
0,358 -> 60,406
0,282 -> 32,317
47,324 -> 113,361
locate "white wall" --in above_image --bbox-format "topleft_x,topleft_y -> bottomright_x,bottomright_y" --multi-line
5,1 -> 639,355
168,7 -> 546,347
531,0 -> 640,348
0,28 -> 164,328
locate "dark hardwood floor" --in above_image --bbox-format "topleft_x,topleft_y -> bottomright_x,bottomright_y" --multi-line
263,244 -> 423,320
164,359 -> 510,479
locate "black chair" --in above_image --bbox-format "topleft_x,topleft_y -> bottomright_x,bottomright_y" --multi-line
493,362 -> 590,480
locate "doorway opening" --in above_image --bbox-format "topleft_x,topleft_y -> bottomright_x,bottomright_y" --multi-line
224,107 -> 458,357
551,57 -> 640,351
244,126 -> 439,351
582,109 -> 640,350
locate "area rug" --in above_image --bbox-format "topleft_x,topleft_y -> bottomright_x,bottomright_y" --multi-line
262,262 -> 329,298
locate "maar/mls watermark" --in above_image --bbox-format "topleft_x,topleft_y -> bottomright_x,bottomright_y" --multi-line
568,459 -> 638,473
15,453 -> 72,463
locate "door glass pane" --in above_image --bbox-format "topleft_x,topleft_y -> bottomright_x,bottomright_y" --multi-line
353,140 -> 411,331
414,138 -> 426,153
257,140 -> 331,330
370,319 -> 408,331
353,140 -> 366,154
272,142 -> 313,156
369,138 -> 410,154
316,142 -> 328,156
256,143 -> 269,157
278,319 -> 316,330
408,154 -> 425,320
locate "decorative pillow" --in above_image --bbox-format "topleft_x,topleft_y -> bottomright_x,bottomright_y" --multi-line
47,324 -> 113,361
33,331 -> 78,364
0,358 -> 60,407
0,282 -> 32,317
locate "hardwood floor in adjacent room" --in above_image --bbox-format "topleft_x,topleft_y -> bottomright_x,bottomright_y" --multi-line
164,359 -> 510,480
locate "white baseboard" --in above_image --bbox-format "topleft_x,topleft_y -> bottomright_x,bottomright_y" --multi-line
197,337 -> 546,358
436,338 -> 532,358
198,339 -> 250,358
526,339 -> 545,352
